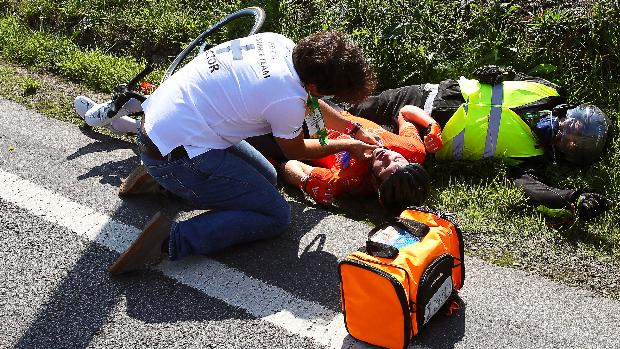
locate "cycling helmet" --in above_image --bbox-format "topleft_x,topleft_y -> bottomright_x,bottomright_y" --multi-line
378,163 -> 430,212
554,104 -> 610,165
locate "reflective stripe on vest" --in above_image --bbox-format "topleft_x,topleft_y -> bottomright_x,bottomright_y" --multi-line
436,78 -> 557,160
484,84 -> 503,158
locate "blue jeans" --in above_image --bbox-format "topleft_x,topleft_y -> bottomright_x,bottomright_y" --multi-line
138,131 -> 291,260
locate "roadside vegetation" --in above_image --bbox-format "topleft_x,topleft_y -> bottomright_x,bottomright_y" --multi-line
0,0 -> 618,298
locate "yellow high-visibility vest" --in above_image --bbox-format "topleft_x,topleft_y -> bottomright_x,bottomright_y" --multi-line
436,77 -> 560,160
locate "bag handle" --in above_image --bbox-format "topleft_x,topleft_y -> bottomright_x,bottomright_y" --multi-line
365,240 -> 399,259
367,217 -> 430,240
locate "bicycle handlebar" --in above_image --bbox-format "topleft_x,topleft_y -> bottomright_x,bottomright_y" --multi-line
126,65 -> 154,91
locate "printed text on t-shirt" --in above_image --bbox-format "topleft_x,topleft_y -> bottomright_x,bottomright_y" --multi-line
206,50 -> 219,73
255,37 -> 271,79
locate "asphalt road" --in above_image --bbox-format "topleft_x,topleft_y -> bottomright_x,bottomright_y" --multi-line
0,97 -> 619,348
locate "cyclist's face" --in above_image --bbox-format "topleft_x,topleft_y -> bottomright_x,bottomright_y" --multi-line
371,148 -> 409,183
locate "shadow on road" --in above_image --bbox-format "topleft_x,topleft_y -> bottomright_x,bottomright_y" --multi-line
15,132 -> 467,348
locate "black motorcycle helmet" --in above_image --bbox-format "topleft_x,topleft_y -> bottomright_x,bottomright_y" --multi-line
378,163 -> 430,213
553,104 -> 610,165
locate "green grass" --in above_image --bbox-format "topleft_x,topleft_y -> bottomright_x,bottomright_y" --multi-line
0,16 -> 152,92
0,65 -> 78,124
0,0 -> 618,298
0,63 -> 135,144
3,1 -> 619,102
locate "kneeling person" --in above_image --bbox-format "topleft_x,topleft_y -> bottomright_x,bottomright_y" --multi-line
78,31 -> 378,275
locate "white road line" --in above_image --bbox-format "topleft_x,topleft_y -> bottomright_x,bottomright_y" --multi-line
0,169 -> 355,348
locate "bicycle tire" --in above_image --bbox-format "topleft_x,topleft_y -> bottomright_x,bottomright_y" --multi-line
162,7 -> 266,82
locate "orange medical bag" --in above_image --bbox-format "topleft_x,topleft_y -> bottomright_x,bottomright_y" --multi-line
338,208 -> 465,349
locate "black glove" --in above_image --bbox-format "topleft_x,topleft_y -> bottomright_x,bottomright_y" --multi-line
472,65 -> 516,85
575,192 -> 612,220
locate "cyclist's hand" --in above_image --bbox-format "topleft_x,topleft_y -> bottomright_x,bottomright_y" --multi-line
575,192 -> 612,220
424,123 -> 443,153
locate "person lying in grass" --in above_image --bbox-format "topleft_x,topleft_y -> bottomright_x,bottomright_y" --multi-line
345,66 -> 612,222
225,66 -> 613,222
229,66 -> 613,222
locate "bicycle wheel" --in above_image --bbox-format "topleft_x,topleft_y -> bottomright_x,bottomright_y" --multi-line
162,7 -> 266,83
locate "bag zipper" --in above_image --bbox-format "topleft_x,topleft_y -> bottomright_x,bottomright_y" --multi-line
436,212 -> 466,286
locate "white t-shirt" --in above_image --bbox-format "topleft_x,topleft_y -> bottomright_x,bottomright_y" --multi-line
142,32 -> 307,158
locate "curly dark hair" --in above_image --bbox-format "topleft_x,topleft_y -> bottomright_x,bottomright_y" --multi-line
292,31 -> 376,104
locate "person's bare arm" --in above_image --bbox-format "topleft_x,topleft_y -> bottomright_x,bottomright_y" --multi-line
398,105 -> 437,127
398,105 -> 443,153
282,160 -> 336,206
318,99 -> 380,145
275,132 -> 376,160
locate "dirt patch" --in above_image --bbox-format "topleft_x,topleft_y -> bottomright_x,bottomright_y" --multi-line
0,60 -> 133,142
7,62 -> 111,105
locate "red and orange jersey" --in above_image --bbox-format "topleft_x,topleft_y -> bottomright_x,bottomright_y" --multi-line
304,112 -> 426,204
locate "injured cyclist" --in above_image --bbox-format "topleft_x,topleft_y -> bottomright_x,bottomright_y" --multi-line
280,106 -> 438,212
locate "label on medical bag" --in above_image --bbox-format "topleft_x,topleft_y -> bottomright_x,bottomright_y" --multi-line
370,225 -> 420,249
